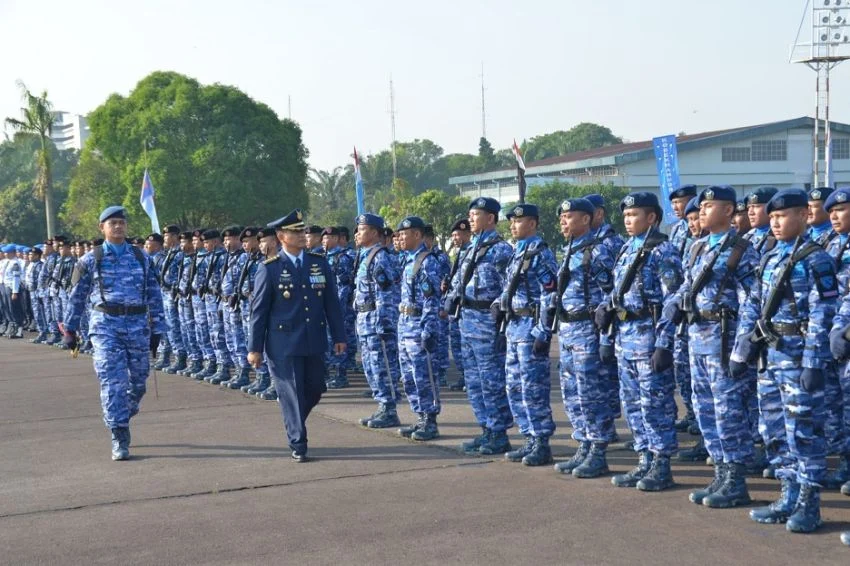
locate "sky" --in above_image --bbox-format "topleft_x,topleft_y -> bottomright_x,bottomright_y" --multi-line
2,0 -> 849,172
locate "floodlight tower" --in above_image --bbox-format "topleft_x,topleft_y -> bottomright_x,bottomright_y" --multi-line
792,0 -> 850,187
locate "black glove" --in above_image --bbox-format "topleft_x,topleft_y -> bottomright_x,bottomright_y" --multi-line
662,300 -> 683,325
532,338 -> 550,357
378,324 -> 394,341
495,334 -> 507,354
595,303 -> 613,329
150,333 -> 161,354
650,348 -> 673,373
599,344 -> 615,364
422,334 -> 437,353
830,328 -> 850,361
736,331 -> 759,364
729,360 -> 749,379
490,302 -> 502,319
62,331 -> 78,350
800,368 -> 825,393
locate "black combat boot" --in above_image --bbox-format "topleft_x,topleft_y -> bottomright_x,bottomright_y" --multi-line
786,484 -> 823,533
367,404 -> 401,429
703,463 -> 752,508
245,372 -> 270,394
842,480 -> 850,496
636,454 -> 674,492
522,437 -> 553,466
479,430 -> 512,455
258,382 -> 278,401
110,427 -> 131,461
689,463 -> 726,505
505,436 -> 534,462
677,438 -> 709,462
208,364 -> 232,385
825,455 -> 850,489
612,450 -> 654,488
399,413 -> 426,438
192,359 -> 216,380
461,427 -> 489,454
554,441 -> 590,475
449,376 -> 465,391
411,413 -> 439,441
749,478 -> 800,524
572,443 -> 609,478
178,358 -> 202,376
29,331 -> 48,344
153,349 -> 171,370
225,367 -> 251,389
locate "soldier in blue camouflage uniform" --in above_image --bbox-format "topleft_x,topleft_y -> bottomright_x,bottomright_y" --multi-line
733,199 -> 752,235
338,226 -> 359,373
443,219 -> 472,392
353,214 -> 403,428
188,230 -> 216,379
494,204 -> 558,466
37,239 -> 60,345
824,188 -> 850,491
733,188 -> 836,533
216,226 -> 252,387
199,229 -> 233,384
449,197 -> 515,455
175,231 -> 203,376
666,186 -> 759,508
323,227 -> 356,389
239,227 -> 274,395
550,198 -> 617,477
596,192 -> 682,492
587,193 -> 626,423
159,226 -> 186,374
25,247 -> 46,341
51,237 -> 76,349
395,216 -> 443,441
145,233 -> 170,367
424,225 -> 451,387
306,225 -> 324,255
62,206 -> 166,461
743,186 -> 781,478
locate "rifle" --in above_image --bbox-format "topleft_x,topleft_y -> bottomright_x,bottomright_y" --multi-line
551,236 -> 574,332
443,242 -> 469,316
499,245 -> 534,337
678,237 -> 727,336
601,226 -> 656,336
215,250 -> 234,305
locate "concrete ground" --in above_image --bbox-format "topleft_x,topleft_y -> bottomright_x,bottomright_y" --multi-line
1,337 -> 848,565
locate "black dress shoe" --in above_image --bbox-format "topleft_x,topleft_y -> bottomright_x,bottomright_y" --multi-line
291,451 -> 309,463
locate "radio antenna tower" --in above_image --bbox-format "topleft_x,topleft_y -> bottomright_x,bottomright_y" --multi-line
481,62 -> 487,139
791,0 -> 850,187
389,76 -> 398,183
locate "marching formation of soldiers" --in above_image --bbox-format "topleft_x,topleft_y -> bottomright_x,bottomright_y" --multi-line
4,184 -> 850,547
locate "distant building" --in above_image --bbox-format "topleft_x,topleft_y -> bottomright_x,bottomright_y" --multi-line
50,111 -> 89,151
449,117 -> 850,203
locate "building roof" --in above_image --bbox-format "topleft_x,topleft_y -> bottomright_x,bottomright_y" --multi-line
449,116 -> 850,184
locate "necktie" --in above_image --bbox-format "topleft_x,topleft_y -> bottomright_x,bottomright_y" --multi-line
295,257 -> 302,272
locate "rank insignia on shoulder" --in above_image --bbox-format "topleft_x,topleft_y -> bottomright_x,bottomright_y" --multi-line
264,256 -> 280,265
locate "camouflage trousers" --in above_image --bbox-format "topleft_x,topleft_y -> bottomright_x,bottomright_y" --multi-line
223,305 -> 249,369
435,316 -> 450,380
178,297 -> 201,362
449,317 -> 464,377
674,335 -> 693,417
359,333 -> 401,406
90,318 -> 150,428
825,361 -> 850,456
29,293 -> 46,333
618,354 -> 678,456
241,301 -> 269,375
506,334 -> 555,438
764,364 -> 827,486
344,306 -> 358,370
398,335 -> 440,415
459,309 -> 512,432
162,292 -> 185,355
192,296 -> 214,362
757,367 -> 789,472
690,352 -> 755,464
558,322 -> 616,443
205,298 -> 230,366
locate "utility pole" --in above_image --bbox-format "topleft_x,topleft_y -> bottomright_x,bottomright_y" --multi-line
480,61 -> 487,140
287,95 -> 292,120
389,76 -> 398,183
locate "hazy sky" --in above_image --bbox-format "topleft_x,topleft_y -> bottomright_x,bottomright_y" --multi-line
2,0 -> 848,171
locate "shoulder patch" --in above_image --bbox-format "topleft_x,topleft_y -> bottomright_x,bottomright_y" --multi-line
812,259 -> 839,299
263,256 -> 280,265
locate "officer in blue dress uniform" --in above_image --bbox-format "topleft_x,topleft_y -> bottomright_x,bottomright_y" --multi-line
248,209 -> 346,462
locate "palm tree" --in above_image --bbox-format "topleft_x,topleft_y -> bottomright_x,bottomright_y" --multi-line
306,166 -> 348,214
5,80 -> 56,237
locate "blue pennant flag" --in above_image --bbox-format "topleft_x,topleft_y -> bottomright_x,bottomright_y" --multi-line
652,135 -> 680,225
140,169 -> 161,233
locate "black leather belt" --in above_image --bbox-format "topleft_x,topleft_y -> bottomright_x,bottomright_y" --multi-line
689,309 -> 738,323
512,307 -> 536,318
399,304 -> 422,316
95,304 -> 147,316
357,302 -> 376,313
461,299 -> 492,311
559,310 -> 593,323
615,308 -> 652,322
773,322 -> 804,336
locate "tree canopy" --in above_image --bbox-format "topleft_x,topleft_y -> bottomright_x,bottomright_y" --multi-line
522,123 -> 623,163
62,71 -> 308,234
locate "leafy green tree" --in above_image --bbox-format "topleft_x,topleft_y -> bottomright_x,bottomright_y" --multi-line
60,150 -> 123,237
523,123 -> 623,162
4,81 -> 58,237
478,137 -> 495,170
65,71 -> 308,230
379,189 -> 468,249
0,181 -> 48,243
305,166 -> 359,228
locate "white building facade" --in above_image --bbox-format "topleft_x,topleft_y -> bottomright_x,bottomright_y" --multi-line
449,117 -> 850,203
50,111 -> 89,151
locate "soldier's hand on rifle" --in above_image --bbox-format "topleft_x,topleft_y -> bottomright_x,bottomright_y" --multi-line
736,331 -> 759,364
422,333 -> 437,353
494,334 -> 506,354
594,303 -> 613,329
532,337 -> 550,357
378,324 -> 394,341
599,343 -> 615,363
650,347 -> 673,373
662,299 -> 683,325
490,301 -> 502,319
830,327 -> 850,361
729,360 -> 748,379
62,331 -> 78,351
440,280 -> 448,294
800,368 -> 824,392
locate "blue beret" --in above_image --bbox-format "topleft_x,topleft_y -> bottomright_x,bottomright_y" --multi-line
698,185 -> 737,205
766,188 -> 808,214
355,213 -> 385,230
258,227 -> 277,239
99,205 -> 127,223
585,194 -> 605,210
322,226 -> 340,237
506,203 -> 539,219
201,229 -> 221,241
34,244 -> 44,251
221,225 -> 243,238
451,218 -> 471,232
268,209 -> 306,231
32,246 -> 43,254
735,199 -> 748,213
16,245 -> 28,253
746,186 -> 779,205
397,216 -> 426,231
621,191 -> 663,221
669,184 -> 698,201
685,197 -> 700,216
1,244 -> 15,253
558,198 -> 594,216
468,196 -> 501,215
163,224 -> 181,234
146,233 -> 164,244
824,187 -> 850,211
239,226 -> 259,240
808,186 -> 834,202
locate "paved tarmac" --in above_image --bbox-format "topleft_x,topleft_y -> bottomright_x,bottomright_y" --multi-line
1,337 -> 849,565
